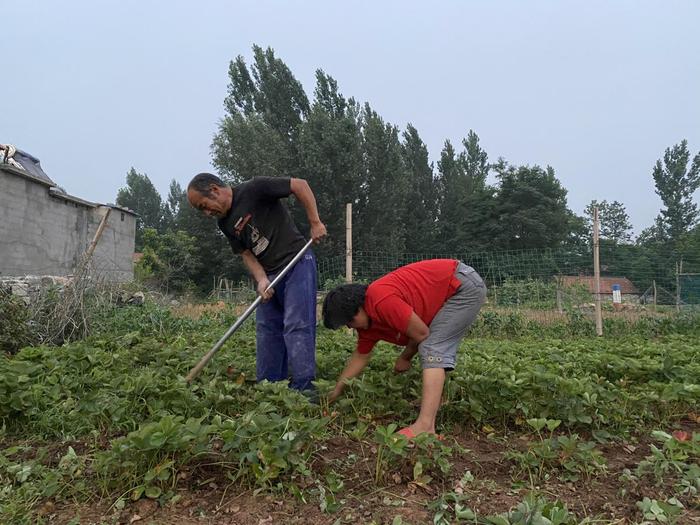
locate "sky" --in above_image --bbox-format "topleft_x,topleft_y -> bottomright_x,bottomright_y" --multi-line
2,0 -> 699,236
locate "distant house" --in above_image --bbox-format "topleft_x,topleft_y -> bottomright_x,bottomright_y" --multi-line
559,275 -> 640,298
0,145 -> 136,282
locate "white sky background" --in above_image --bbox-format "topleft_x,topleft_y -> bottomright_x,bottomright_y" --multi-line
2,0 -> 699,236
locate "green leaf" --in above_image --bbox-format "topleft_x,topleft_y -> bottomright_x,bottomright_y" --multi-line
527,418 -> 546,432
131,485 -> 145,501
145,485 -> 162,499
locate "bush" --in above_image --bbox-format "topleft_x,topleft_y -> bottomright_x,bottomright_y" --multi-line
0,288 -> 35,354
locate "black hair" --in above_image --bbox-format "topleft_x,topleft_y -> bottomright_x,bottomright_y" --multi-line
188,172 -> 226,197
322,283 -> 368,329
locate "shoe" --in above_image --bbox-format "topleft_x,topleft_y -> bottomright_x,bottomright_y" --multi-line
397,427 -> 445,441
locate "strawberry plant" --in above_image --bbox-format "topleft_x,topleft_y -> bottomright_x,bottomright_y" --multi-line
636,430 -> 700,497
95,415 -> 214,500
505,423 -> 606,483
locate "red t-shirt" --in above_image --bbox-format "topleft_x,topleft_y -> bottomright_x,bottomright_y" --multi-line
356,259 -> 461,354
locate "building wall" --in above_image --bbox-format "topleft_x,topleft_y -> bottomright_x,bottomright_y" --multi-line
0,170 -> 135,281
89,206 -> 136,282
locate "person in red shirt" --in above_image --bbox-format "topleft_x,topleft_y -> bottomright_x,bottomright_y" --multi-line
322,259 -> 486,437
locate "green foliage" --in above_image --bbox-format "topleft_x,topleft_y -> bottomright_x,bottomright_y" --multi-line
372,423 -> 457,488
468,308 -> 700,339
3,302 -> 700,522
137,228 -> 200,294
487,278 -> 590,310
214,385 -> 328,487
94,415 -> 214,499
431,492 -> 580,525
635,430 -> 700,496
356,104 -> 408,254
402,124 -> 438,253
436,131 -> 497,252
0,288 -> 34,354
116,167 -> 165,250
213,44 -> 308,184
584,200 -> 633,244
492,162 -> 574,250
440,336 -> 700,430
0,445 -> 88,525
651,139 -> 700,249
472,310 -> 528,337
373,424 -> 408,484
171,189 -> 247,290
505,432 -> 607,482
162,179 -> 184,231
636,497 -> 684,523
299,70 -> 363,260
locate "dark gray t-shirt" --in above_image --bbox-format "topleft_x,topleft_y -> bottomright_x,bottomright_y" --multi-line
217,177 -> 305,273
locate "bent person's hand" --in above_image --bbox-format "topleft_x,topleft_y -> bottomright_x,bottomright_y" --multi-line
257,279 -> 274,302
394,356 -> 412,374
310,221 -> 327,243
328,383 -> 344,404
327,390 -> 339,404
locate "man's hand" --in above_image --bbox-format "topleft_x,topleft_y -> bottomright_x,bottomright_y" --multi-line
328,388 -> 340,404
394,356 -> 412,374
257,278 -> 274,302
310,220 -> 327,243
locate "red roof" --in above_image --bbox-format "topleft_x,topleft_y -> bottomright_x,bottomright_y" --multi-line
559,276 -> 639,294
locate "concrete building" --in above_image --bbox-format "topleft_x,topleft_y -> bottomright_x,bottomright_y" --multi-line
0,147 -> 136,282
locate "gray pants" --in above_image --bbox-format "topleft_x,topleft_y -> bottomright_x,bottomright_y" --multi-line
418,262 -> 486,370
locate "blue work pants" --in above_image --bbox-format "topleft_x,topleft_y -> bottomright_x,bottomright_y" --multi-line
255,250 -> 317,392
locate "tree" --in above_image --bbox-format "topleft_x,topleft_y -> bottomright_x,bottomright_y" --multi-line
457,131 -> 496,252
637,216 -> 667,247
355,104 -> 407,254
212,45 -> 309,183
461,130 -> 489,192
651,140 -> 700,248
583,200 -> 633,244
298,71 -> 364,259
162,179 -> 184,231
224,46 -> 309,137
434,132 -> 496,253
137,228 -> 200,294
212,112 -> 294,183
492,163 -> 573,250
172,196 -> 248,290
116,168 -> 164,250
435,140 -> 462,248
401,124 -> 437,253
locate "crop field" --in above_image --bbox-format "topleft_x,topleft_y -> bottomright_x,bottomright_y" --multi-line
1,304 -> 699,524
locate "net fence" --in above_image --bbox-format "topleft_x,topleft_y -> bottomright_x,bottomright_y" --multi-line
316,245 -> 700,329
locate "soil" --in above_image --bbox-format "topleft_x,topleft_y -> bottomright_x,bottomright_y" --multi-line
33,420 -> 700,525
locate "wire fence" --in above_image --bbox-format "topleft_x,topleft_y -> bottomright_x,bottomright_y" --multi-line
316,245 -> 700,328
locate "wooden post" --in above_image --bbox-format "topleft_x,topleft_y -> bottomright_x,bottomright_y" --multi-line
85,207 -> 111,262
345,203 -> 352,283
593,206 -> 603,336
652,280 -> 657,312
556,278 -> 563,314
676,260 -> 682,312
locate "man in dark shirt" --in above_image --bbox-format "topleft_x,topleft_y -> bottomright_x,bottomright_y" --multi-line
187,172 -> 327,392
